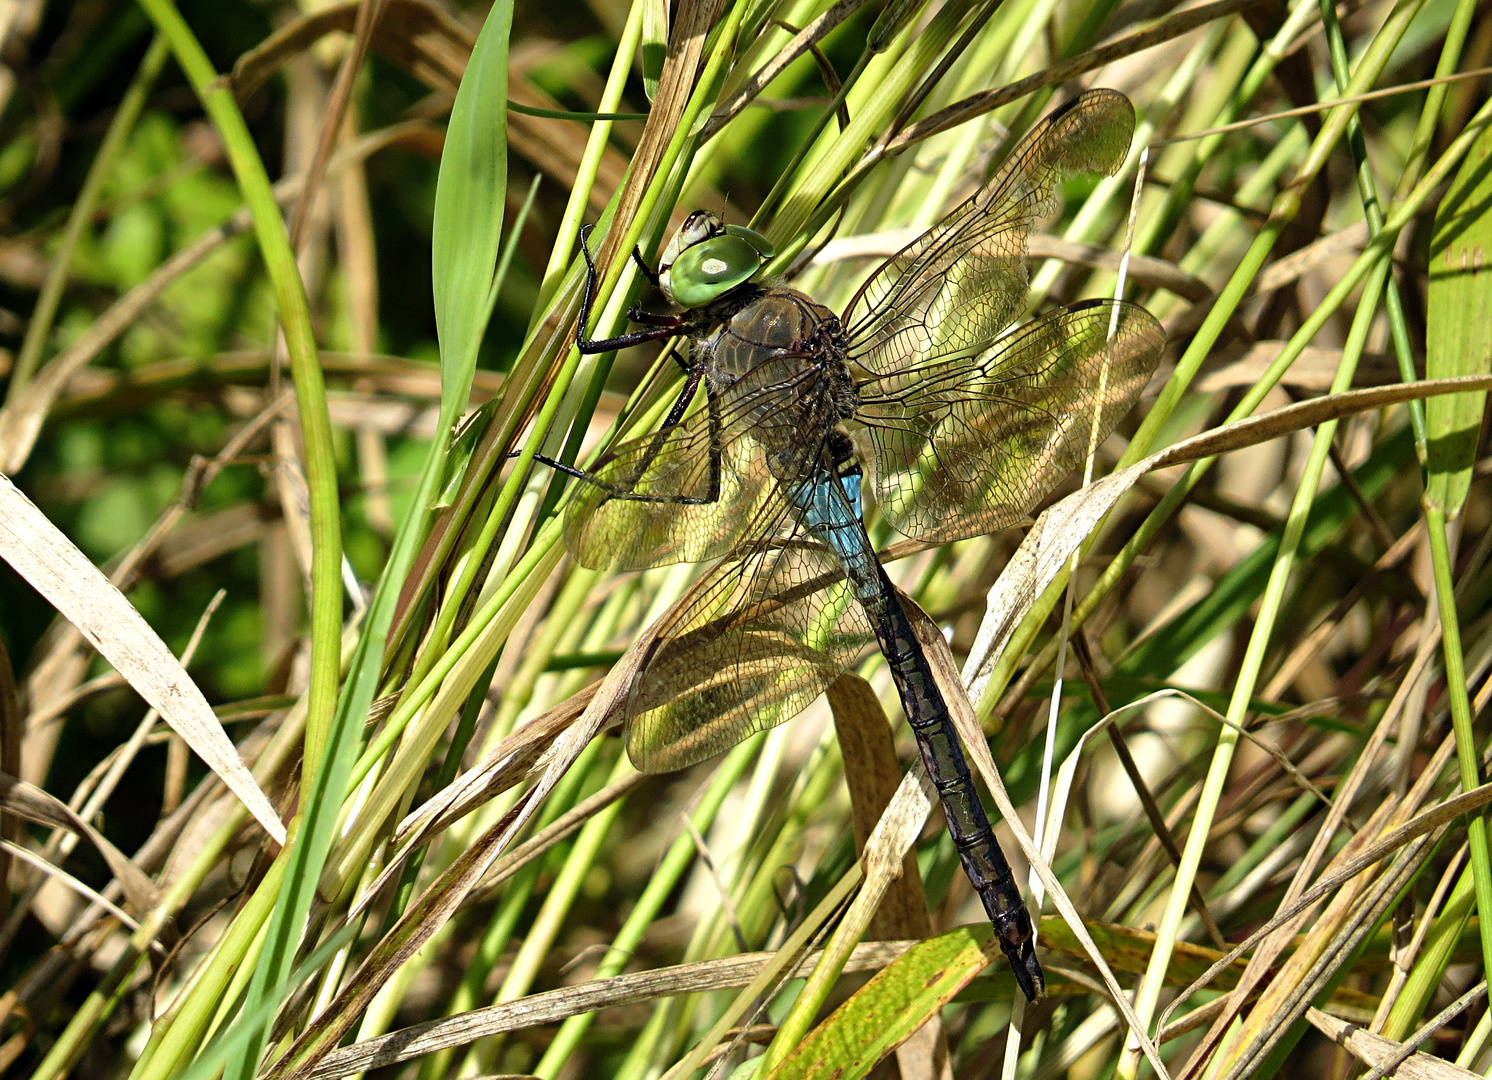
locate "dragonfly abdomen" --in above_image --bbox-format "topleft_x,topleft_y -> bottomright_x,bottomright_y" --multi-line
793,466 -> 1045,1001
848,554 -> 1044,1000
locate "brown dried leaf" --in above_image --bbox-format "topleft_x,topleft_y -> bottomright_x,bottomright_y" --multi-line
1308,1008 -> 1482,1080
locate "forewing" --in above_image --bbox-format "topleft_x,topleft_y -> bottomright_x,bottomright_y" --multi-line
564,348 -> 845,572
564,354 -> 826,571
857,299 -> 1165,542
623,533 -> 874,773
843,89 -> 1135,379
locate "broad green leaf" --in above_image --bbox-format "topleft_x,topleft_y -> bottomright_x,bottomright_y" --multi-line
431,0 -> 513,423
1426,123 -> 1492,518
763,925 -> 995,1080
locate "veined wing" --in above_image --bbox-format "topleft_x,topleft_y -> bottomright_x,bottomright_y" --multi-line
842,89 -> 1135,378
563,361 -> 815,571
622,517 -> 874,773
856,298 -> 1165,542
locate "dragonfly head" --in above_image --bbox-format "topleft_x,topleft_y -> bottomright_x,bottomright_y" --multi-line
658,210 -> 774,309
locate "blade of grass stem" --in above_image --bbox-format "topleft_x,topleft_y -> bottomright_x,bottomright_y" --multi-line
434,729 -> 609,1076
1426,509 -> 1492,985
534,737 -> 761,1077
402,0 -> 739,708
483,742 -> 623,1030
1382,853 -> 1477,1038
324,535 -> 564,899
34,696 -> 306,1080
7,33 -> 169,399
1421,92 -> 1492,997
538,0 -> 645,310
1317,0 -> 1429,456
1119,245 -> 1394,1080
127,2 -> 345,1070
135,0 -> 342,796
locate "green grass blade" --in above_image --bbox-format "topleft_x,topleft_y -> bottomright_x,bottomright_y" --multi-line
121,3 -> 348,1071
432,0 -> 512,419
1426,123 -> 1492,520
1424,99 -> 1492,1015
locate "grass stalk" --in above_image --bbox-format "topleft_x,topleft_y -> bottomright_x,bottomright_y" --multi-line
1120,248 -> 1393,1080
7,33 -> 170,398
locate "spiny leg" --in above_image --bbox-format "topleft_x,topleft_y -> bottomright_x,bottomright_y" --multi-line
515,365 -> 726,508
576,224 -> 688,354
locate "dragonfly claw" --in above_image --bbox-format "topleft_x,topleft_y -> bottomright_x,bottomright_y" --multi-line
999,937 -> 1045,1003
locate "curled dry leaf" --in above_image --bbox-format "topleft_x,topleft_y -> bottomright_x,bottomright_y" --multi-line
0,771 -> 157,913
0,474 -> 285,844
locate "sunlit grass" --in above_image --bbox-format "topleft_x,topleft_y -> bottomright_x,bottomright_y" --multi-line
1,0 -> 1489,1078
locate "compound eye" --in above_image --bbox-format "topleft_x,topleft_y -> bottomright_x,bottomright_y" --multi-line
660,210 -> 724,268
665,234 -> 765,308
723,223 -> 775,259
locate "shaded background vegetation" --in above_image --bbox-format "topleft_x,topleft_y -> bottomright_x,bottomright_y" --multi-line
1,0 -> 1490,1077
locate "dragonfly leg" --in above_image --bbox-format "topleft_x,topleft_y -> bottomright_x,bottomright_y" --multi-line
517,365 -> 725,508
627,306 -> 688,335
602,364 -> 722,505
518,451 -> 720,506
577,224 -> 688,354
631,245 -> 662,288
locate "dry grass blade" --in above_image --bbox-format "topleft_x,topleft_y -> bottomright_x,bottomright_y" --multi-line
307,940 -> 919,1079
230,0 -> 471,100
0,636 -> 17,926
1158,773 -> 1492,1040
389,684 -> 600,849
0,773 -> 156,912
0,474 -> 284,843
1309,1009 -> 1485,1080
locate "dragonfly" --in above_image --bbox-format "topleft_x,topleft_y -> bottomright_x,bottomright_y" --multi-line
555,89 -> 1165,1001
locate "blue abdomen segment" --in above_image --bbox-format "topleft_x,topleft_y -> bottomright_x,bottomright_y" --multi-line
787,463 -> 1044,999
792,470 -> 871,564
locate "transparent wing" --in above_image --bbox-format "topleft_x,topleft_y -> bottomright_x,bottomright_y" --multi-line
857,299 -> 1165,542
623,528 -> 874,773
842,89 -> 1135,378
563,363 -> 816,571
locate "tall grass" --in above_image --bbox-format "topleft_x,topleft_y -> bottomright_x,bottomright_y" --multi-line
1,0 -> 1490,1078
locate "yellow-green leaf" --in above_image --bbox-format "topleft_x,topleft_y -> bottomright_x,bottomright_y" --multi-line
763,925 -> 996,1080
431,0 -> 512,420
1426,122 -> 1492,518
641,0 -> 667,102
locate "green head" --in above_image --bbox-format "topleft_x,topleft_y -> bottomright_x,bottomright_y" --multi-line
658,210 -> 774,309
